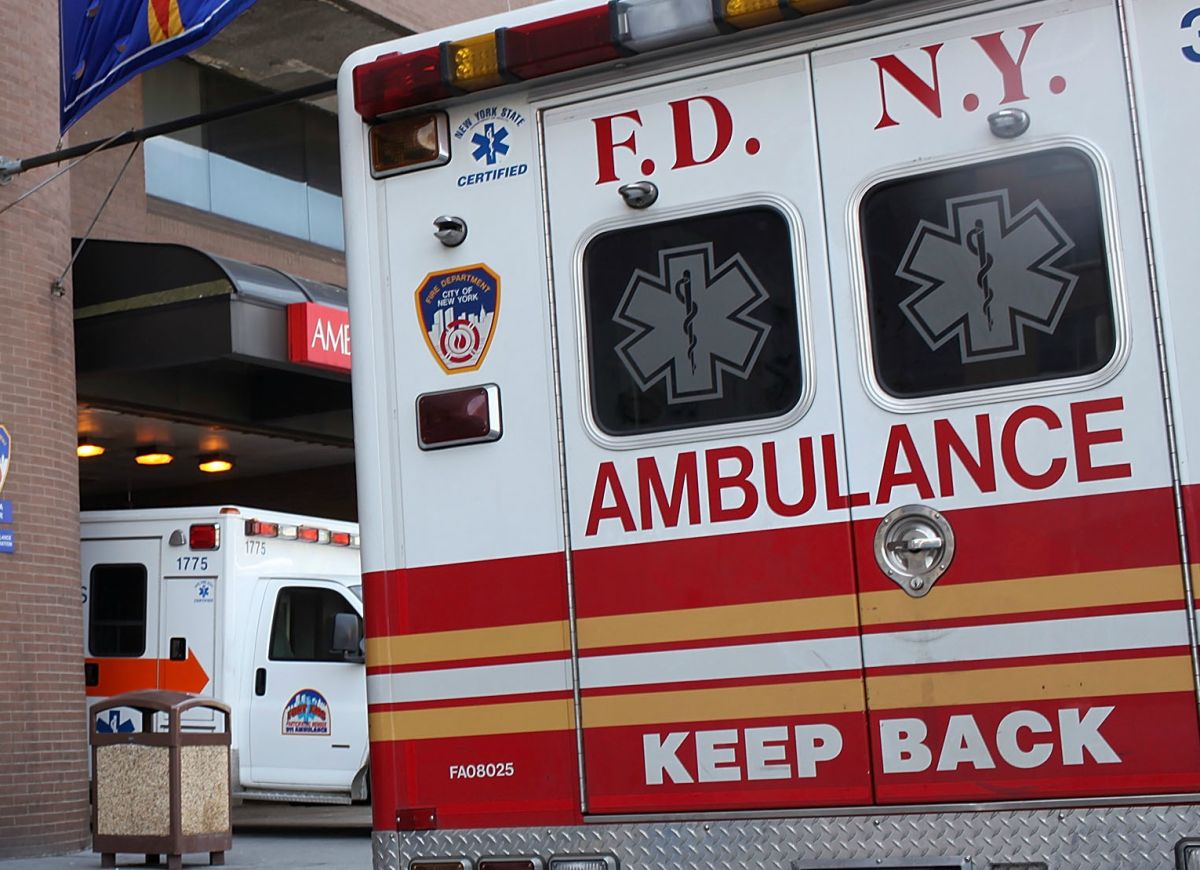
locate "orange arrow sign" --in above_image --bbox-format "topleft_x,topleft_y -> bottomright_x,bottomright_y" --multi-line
85,649 -> 210,697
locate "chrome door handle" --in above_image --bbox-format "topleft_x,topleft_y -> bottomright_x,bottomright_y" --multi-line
888,535 -> 943,553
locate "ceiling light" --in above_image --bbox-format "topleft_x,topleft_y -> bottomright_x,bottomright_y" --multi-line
198,454 -> 234,474
77,437 -> 105,458
135,446 -> 174,466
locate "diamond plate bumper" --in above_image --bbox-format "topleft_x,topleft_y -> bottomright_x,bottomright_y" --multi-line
374,804 -> 1200,869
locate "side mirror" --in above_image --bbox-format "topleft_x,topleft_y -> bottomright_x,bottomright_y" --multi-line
331,612 -> 364,663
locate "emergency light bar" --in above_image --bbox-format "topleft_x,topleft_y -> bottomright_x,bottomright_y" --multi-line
353,0 -> 856,119
244,519 -> 359,548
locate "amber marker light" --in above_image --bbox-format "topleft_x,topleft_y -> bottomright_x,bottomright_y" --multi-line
718,0 -> 787,28
198,454 -> 234,474
446,33 -> 507,90
369,112 -> 450,178
134,446 -> 174,466
77,437 -> 105,458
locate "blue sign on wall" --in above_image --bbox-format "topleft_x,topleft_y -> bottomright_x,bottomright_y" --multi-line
0,528 -> 13,554
0,500 -> 11,524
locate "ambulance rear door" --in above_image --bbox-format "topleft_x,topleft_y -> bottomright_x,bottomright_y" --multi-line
543,54 -> 870,814
812,0 -> 1200,803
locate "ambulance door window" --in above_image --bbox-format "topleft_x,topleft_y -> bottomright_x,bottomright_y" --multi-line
582,205 -> 803,436
87,564 -> 148,657
267,586 -> 360,662
859,147 -> 1115,398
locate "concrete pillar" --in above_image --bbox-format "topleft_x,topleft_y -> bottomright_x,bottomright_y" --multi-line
0,0 -> 90,856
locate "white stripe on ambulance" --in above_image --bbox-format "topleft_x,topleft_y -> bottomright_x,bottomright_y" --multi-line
643,707 -> 1119,784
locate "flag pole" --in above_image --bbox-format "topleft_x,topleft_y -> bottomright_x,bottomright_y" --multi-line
0,78 -> 336,184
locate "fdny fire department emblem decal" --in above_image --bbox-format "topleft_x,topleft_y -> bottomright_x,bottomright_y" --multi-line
896,190 -> 1077,363
282,688 -> 330,735
613,244 -> 770,404
415,264 -> 500,374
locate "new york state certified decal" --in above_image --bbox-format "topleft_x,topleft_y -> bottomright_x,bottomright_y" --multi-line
416,264 -> 501,373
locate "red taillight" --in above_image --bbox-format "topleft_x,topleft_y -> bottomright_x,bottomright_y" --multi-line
296,526 -> 320,543
499,6 -> 622,79
189,524 -> 220,550
330,531 -> 352,547
353,46 -> 455,119
479,860 -> 541,870
479,860 -> 540,870
245,520 -> 279,538
416,384 -> 502,450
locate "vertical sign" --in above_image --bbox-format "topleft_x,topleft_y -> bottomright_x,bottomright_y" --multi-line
0,425 -> 12,554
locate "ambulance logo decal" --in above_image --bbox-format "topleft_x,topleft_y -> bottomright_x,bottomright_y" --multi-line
282,688 -> 331,736
896,190 -> 1077,363
415,264 -> 500,374
614,243 -> 770,404
453,105 -> 529,187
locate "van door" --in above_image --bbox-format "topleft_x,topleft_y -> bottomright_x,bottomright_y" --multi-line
246,579 -> 367,790
159,567 -> 217,726
813,0 -> 1200,802
544,56 -> 869,814
83,536 -> 162,731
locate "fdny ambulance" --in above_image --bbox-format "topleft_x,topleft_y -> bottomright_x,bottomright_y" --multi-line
82,506 -> 369,804
338,0 -> 1200,866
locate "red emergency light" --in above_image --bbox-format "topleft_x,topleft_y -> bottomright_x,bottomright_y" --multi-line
416,384 -> 502,450
189,524 -> 220,550
355,0 -> 866,120
245,520 -> 279,538
499,6 -> 623,80
353,45 -> 456,119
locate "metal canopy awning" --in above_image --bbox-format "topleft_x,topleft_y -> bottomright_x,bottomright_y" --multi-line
72,239 -> 356,516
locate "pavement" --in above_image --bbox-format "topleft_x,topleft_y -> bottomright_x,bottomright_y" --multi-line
1,803 -> 374,870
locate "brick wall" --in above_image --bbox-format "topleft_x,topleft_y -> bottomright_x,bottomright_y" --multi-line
0,0 -> 90,857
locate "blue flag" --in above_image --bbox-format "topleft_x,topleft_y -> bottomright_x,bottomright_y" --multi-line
60,0 -> 258,133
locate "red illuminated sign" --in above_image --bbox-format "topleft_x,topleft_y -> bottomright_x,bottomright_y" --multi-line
287,303 -> 351,372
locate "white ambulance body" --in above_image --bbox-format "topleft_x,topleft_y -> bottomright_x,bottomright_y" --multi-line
81,505 -> 369,804
339,0 -> 1200,866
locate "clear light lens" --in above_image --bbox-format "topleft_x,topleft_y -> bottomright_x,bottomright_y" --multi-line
548,858 -> 618,870
615,0 -> 718,53
719,0 -> 786,28
277,524 -> 299,540
447,34 -> 506,90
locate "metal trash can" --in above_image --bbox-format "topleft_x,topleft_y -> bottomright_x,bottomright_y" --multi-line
90,691 -> 232,870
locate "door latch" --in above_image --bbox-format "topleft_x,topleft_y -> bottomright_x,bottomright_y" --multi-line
874,504 -> 956,597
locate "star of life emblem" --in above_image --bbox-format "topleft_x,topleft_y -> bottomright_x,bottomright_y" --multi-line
471,122 -> 509,165
895,190 -> 1077,363
613,243 -> 770,404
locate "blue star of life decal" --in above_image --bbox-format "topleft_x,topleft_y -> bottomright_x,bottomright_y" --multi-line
614,243 -> 771,404
471,122 -> 509,165
896,190 -> 1077,363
